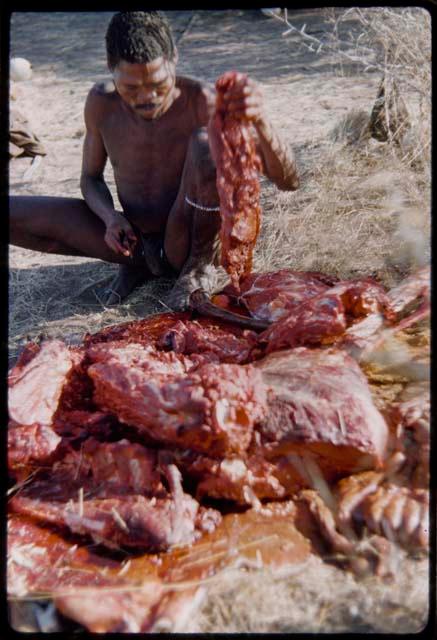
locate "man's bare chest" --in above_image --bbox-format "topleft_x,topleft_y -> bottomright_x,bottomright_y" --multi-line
100,112 -> 195,177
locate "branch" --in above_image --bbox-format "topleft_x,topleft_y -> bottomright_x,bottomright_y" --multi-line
263,8 -> 427,97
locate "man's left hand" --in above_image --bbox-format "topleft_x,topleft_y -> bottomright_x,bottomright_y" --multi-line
221,73 -> 265,123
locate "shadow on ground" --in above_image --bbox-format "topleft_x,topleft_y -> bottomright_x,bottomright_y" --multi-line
11,10 -> 368,86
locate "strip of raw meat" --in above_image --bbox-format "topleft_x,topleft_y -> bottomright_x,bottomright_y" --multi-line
222,269 -> 337,322
157,319 -> 258,363
260,290 -> 347,352
255,348 -> 388,475
8,340 -> 81,426
9,464 -> 214,551
88,342 -> 268,457
211,71 -> 262,288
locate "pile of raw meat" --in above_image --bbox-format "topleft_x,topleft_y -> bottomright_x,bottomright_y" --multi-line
7,73 -> 430,631
8,264 -> 430,631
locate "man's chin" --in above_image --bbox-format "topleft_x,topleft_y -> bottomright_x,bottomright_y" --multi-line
136,108 -> 160,120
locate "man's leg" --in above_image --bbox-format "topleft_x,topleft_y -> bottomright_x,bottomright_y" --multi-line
164,128 -> 221,310
10,196 -> 150,304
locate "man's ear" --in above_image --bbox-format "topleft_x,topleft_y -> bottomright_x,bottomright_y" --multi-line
172,47 -> 179,66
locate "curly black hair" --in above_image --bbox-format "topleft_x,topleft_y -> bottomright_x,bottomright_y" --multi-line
106,11 -> 175,70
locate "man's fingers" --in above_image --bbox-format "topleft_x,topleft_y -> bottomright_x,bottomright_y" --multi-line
107,234 -> 128,256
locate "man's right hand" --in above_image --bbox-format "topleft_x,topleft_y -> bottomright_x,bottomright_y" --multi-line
104,211 -> 137,257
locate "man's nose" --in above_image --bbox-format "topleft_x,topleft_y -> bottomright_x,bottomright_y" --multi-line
138,87 -> 158,103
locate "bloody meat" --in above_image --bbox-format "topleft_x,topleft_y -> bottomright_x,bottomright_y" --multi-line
211,71 -> 262,289
10,458 -> 221,551
222,269 -> 337,322
157,318 -> 258,363
259,278 -> 390,353
171,346 -> 389,505
7,265 -> 430,632
8,340 -> 82,426
87,341 -> 268,457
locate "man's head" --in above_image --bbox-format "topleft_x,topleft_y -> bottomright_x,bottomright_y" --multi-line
106,11 -> 178,120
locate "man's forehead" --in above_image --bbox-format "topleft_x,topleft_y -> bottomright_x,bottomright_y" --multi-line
116,57 -> 171,82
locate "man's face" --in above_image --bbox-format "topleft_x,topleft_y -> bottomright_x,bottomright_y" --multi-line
112,56 -> 177,120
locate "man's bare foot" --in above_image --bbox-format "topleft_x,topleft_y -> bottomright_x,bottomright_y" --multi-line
166,264 -> 218,311
96,264 -> 148,305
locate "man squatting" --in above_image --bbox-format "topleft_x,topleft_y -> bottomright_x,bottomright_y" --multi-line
10,11 -> 300,309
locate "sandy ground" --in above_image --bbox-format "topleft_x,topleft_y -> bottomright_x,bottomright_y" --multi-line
8,9 -> 431,633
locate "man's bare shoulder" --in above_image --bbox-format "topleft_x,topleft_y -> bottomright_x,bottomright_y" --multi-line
85,80 -> 119,125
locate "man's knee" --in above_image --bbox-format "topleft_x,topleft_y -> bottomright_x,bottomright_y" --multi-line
188,127 -> 216,182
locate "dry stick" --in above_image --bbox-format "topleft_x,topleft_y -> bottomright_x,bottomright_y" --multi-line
265,9 -> 427,97
175,12 -> 198,45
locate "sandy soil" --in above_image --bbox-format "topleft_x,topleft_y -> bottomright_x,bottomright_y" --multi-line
8,9 -> 431,634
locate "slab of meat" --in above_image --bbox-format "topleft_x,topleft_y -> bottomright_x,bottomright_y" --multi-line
256,347 -> 388,475
169,347 -> 389,506
157,318 -> 258,364
7,515 -> 166,632
84,311 -> 190,348
211,71 -> 262,288
9,438 -> 167,504
8,340 -> 82,426
342,266 -> 430,359
9,462 -> 219,551
222,269 -> 337,323
172,449 -> 289,505
8,503 -> 311,632
260,278 -> 389,353
8,422 -> 62,471
88,342 -> 268,457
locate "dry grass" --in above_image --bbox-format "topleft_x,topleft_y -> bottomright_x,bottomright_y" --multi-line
196,553 -> 428,633
253,7 -> 430,287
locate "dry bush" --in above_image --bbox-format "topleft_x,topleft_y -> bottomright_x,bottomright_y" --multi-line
255,7 -> 430,288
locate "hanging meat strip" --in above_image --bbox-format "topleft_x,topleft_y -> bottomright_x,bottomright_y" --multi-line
212,71 -> 262,289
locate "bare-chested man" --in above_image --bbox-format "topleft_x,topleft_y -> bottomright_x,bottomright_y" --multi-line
10,11 -> 299,309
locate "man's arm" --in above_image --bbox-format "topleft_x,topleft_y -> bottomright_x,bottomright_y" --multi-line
253,116 -> 300,191
80,86 -> 136,256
